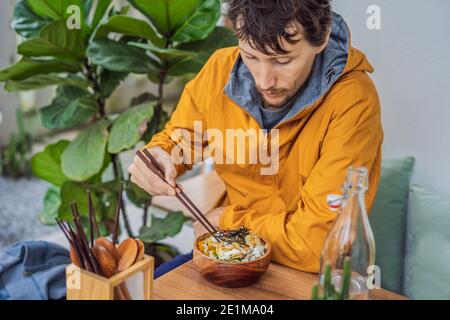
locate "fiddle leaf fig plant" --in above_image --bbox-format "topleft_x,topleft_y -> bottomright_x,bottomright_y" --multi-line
0,0 -> 236,266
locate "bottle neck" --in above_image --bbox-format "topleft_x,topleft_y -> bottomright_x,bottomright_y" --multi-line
345,167 -> 368,197
339,167 -> 369,222
341,167 -> 375,267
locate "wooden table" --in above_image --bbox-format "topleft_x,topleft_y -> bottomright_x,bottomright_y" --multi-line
153,260 -> 406,300
152,171 -> 406,300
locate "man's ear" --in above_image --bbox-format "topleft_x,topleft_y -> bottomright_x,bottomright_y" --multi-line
315,28 -> 331,54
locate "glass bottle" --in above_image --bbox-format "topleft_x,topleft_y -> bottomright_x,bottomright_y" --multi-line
318,166 -> 376,300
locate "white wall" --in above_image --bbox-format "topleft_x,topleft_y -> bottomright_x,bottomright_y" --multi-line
333,0 -> 450,195
0,0 -> 18,146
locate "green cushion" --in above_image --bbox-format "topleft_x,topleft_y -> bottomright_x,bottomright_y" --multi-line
404,184 -> 450,299
369,157 -> 415,294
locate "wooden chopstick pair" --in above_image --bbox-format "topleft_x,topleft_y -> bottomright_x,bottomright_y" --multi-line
55,202 -> 100,274
136,149 -> 221,241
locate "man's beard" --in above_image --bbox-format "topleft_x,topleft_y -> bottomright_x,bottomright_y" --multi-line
262,95 -> 291,109
256,89 -> 292,109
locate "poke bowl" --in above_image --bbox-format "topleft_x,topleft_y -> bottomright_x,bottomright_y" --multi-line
193,227 -> 271,288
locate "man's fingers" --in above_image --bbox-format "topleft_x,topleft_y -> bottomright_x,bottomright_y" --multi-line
152,150 -> 177,187
134,160 -> 176,196
131,169 -> 166,196
149,147 -> 177,187
130,147 -> 177,196
163,163 -> 177,187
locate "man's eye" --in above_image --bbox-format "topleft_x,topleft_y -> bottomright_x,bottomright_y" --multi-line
276,59 -> 292,65
246,55 -> 257,60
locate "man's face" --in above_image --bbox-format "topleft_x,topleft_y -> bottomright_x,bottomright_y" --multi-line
239,27 -> 329,108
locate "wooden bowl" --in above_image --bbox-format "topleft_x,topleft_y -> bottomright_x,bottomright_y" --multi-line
193,232 -> 272,288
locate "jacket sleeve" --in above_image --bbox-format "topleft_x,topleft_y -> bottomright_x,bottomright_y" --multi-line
141,47 -> 221,176
219,84 -> 384,272
142,84 -> 206,176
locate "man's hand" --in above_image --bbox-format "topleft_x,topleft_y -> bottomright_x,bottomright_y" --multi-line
193,207 -> 225,238
128,147 -> 177,196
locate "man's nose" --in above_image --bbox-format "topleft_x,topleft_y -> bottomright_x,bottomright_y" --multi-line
256,64 -> 276,91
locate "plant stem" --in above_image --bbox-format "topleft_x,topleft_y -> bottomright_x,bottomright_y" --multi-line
140,61 -> 166,230
111,153 -> 134,238
83,59 -> 134,238
139,39 -> 172,230
142,204 -> 149,227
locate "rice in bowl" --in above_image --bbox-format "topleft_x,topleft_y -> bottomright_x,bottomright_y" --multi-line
197,227 -> 268,263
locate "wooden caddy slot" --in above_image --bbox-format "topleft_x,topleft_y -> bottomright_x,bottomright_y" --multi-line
66,255 -> 154,300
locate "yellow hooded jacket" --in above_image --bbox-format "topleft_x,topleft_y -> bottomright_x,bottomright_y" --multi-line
144,14 -> 383,273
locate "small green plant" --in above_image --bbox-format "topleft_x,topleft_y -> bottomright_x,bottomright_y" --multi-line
0,108 -> 34,178
0,0 -> 236,265
311,256 -> 352,300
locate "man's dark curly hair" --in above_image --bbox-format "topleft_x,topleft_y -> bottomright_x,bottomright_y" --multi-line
227,0 -> 332,55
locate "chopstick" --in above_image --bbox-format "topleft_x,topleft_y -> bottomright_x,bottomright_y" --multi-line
112,182 -> 124,245
136,149 -> 221,241
55,188 -> 131,300
141,149 -> 219,234
70,203 -> 101,274
138,149 -> 218,236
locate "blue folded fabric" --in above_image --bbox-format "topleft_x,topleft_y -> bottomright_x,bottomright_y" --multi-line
154,251 -> 193,279
0,241 -> 70,300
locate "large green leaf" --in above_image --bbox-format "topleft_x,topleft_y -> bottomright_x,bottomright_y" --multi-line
126,180 -> 152,209
83,0 -> 95,20
40,85 -> 98,129
107,102 -> 155,153
128,42 -> 197,60
128,42 -> 202,77
0,58 -> 81,81
88,151 -> 112,184
178,27 -> 237,56
166,56 -> 204,76
138,211 -> 189,243
87,179 -> 121,220
168,27 -> 238,76
11,0 -> 52,39
147,73 -> 173,85
39,186 -> 61,225
171,0 -> 220,44
58,180 -> 101,220
27,0 -> 84,20
91,0 -> 112,28
86,39 -> 157,73
99,188 -> 118,221
18,20 -> 85,59
128,0 -> 199,33
5,74 -> 89,92
99,70 -> 127,99
96,15 -> 163,46
61,119 -> 111,181
31,140 -> 70,186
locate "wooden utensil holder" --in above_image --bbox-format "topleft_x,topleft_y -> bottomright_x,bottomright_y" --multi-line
66,254 -> 154,300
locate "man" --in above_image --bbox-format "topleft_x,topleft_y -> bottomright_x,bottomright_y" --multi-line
129,0 -> 383,272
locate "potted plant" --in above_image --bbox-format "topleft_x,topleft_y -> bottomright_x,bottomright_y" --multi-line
0,0 -> 236,265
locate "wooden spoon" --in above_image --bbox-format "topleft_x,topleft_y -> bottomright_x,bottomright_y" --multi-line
95,237 -> 117,259
93,241 -> 130,300
92,245 -> 117,278
134,239 -> 145,264
117,238 -> 138,272
70,245 -> 81,267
